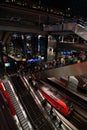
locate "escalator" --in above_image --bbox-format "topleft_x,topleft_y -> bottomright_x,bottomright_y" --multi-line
72,22 -> 87,41
10,75 -> 55,130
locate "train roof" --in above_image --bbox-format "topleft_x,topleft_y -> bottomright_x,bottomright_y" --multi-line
39,81 -> 71,106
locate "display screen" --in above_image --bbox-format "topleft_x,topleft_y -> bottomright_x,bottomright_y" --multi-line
27,57 -> 41,63
5,62 -> 11,67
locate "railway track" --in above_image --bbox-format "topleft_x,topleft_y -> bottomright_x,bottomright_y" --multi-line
69,110 -> 87,130
10,75 -> 55,130
35,78 -> 87,130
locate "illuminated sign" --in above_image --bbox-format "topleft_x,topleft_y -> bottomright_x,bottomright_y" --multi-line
22,58 -> 26,61
5,63 -> 11,67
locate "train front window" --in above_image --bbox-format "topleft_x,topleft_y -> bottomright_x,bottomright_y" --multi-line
65,100 -> 73,109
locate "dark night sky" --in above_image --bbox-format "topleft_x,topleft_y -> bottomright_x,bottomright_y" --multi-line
35,0 -> 87,18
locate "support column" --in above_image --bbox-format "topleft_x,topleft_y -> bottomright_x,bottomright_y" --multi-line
0,40 -> 4,67
61,35 -> 64,43
31,35 -> 38,56
39,35 -> 48,61
72,37 -> 75,44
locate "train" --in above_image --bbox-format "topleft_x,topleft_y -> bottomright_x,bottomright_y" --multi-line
37,80 -> 73,117
74,75 -> 87,93
48,75 -> 87,93
60,75 -> 87,93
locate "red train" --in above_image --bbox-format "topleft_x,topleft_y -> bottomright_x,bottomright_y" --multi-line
38,81 -> 73,117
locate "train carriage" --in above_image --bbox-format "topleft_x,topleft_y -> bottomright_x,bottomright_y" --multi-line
38,81 -> 73,116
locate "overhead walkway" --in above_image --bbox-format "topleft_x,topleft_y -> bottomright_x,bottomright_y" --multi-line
43,21 -> 87,41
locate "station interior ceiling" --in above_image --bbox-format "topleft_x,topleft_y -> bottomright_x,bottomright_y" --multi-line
0,4 -> 63,43
0,3 -> 87,51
